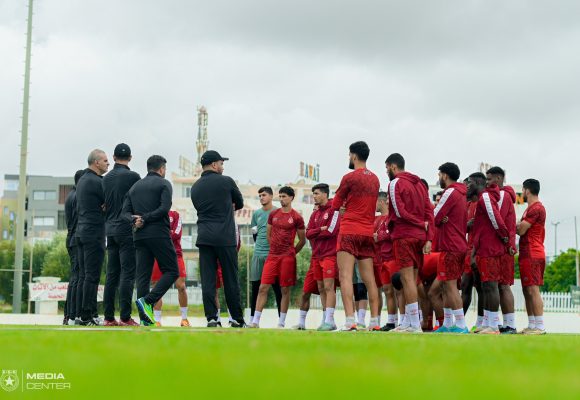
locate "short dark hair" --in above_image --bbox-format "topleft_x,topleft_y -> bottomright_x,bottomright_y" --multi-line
486,166 -> 505,178
439,162 -> 460,182
468,172 -> 487,186
378,191 -> 388,200
258,186 -> 273,195
435,190 -> 444,197
349,141 -> 370,162
312,183 -> 329,195
523,179 -> 540,195
385,153 -> 405,169
74,169 -> 84,185
420,178 -> 429,191
147,155 -> 167,172
279,186 -> 295,198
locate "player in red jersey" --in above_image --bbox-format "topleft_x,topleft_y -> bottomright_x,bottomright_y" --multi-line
250,186 -> 306,328
486,166 -> 518,334
374,192 -> 400,331
332,141 -> 380,331
151,210 -> 189,327
517,179 -> 547,335
472,181 -> 513,334
385,153 -> 434,333
303,184 -> 341,331
430,163 -> 468,334
462,173 -> 485,330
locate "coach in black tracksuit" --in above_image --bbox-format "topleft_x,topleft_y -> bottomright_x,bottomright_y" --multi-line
76,149 -> 109,325
190,150 -> 245,327
102,143 -> 141,325
122,155 -> 179,322
63,170 -> 84,324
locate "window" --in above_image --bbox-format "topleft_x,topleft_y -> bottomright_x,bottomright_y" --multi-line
3,207 -> 8,216
9,212 -> 15,221
183,186 -> 191,198
57,211 -> 66,230
59,185 -> 74,204
33,216 -> 55,227
32,191 -> 56,201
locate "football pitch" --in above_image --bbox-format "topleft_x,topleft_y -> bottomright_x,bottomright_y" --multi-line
1,326 -> 580,399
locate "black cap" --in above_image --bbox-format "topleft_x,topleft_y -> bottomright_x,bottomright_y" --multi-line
201,150 -> 229,166
114,143 -> 131,157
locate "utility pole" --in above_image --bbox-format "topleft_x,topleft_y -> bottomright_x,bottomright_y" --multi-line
575,217 -> 579,286
551,221 -> 561,260
13,0 -> 34,313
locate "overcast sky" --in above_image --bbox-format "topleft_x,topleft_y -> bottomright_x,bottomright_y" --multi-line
1,0 -> 579,255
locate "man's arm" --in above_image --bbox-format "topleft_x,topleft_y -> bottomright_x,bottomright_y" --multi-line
318,210 -> 340,239
142,183 -> 173,223
433,188 -> 456,226
389,178 -> 426,228
481,193 -> 509,240
230,178 -> 244,211
305,212 -> 321,240
295,229 -> 306,254
332,176 -> 349,212
121,193 -> 135,225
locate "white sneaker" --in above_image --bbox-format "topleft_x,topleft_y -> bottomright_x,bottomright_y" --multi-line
248,323 -> 259,329
524,328 -> 546,335
276,324 -> 285,329
291,324 -> 306,330
391,324 -> 411,333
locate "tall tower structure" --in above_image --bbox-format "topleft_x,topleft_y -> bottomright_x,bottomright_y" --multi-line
195,106 -> 209,172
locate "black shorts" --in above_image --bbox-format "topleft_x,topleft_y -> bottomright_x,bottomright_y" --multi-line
353,282 -> 368,301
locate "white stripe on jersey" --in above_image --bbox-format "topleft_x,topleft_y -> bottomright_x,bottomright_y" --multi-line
327,211 -> 339,233
389,178 -> 401,218
434,188 -> 455,217
482,192 -> 499,230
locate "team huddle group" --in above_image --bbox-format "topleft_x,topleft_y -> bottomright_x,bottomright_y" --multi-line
248,141 -> 547,335
62,141 -> 547,335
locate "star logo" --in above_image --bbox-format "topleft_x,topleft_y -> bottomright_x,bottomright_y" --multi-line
0,370 -> 19,392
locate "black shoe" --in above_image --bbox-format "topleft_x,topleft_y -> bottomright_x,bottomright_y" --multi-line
498,326 -> 507,333
230,320 -> 246,328
62,317 -> 69,326
74,317 -> 82,326
380,323 -> 396,332
207,319 -> 222,328
79,317 -> 101,326
501,326 -> 517,334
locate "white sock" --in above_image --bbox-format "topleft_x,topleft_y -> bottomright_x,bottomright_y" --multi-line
278,312 -> 287,327
489,311 -> 499,329
527,315 -> 536,329
180,307 -> 188,320
345,315 -> 356,327
357,308 -> 367,325
325,308 -> 335,325
298,310 -> 307,327
483,310 -> 490,327
399,313 -> 405,326
504,313 -> 515,329
407,303 -> 420,328
154,310 -> 162,322
369,317 -> 379,328
400,313 -> 409,328
452,309 -> 466,329
387,314 -> 397,324
252,311 -> 262,325
321,309 -> 326,325
476,315 -> 484,328
535,315 -> 545,330
443,308 -> 453,328
216,308 -> 221,322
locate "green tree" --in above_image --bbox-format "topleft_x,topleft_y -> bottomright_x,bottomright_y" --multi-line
543,249 -> 577,292
42,233 -> 71,280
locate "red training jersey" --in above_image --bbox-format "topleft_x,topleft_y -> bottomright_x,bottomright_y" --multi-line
268,208 -> 305,256
332,168 -> 379,237
466,200 -> 477,253
518,202 -> 546,260
499,186 -> 517,250
473,185 -> 509,258
433,182 -> 467,253
305,201 -> 340,259
169,210 -> 183,257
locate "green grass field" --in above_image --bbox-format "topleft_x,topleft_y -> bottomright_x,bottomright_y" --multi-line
1,326 -> 580,399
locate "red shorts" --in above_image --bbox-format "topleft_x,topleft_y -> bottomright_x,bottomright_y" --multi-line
499,254 -> 515,286
151,256 -> 186,282
437,252 -> 466,281
337,234 -> 375,260
393,238 -> 425,270
519,258 -> 546,287
261,255 -> 297,287
303,259 -> 320,294
216,265 -> 224,289
381,260 -> 399,285
476,256 -> 501,283
313,256 -> 338,281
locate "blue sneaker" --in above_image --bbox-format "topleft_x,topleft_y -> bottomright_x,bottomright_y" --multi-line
435,325 -> 450,333
448,325 -> 469,334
